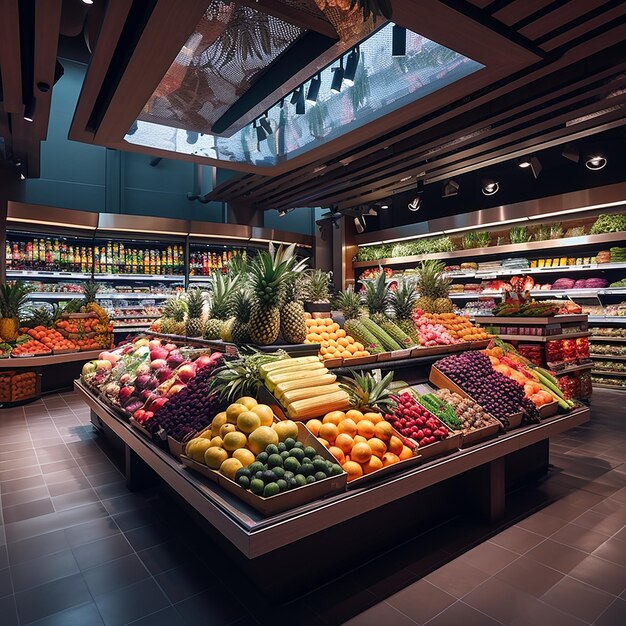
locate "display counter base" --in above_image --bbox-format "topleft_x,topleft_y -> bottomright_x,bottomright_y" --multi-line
75,379 -> 589,595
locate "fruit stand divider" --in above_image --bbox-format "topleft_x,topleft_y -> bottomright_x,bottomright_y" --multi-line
73,377 -> 590,594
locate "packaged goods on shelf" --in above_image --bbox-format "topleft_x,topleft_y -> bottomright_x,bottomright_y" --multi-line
459,300 -> 496,316
604,302 -> 626,316
590,343 -> 626,355
592,375 -> 626,388
501,258 -> 530,269
590,326 -> 626,337
610,247 -> 626,262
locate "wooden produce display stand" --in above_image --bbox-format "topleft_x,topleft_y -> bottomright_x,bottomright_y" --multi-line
74,378 -> 589,595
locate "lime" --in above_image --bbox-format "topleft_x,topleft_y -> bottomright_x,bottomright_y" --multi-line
294,441 -> 304,450
283,471 -> 294,482
304,446 -> 317,459
288,477 -> 297,489
278,442 -> 287,453
314,471 -> 327,482
306,475 -> 316,484
284,438 -> 296,450
256,452 -> 269,464
290,448 -> 305,462
283,457 -> 300,473
280,450 -> 290,460
294,474 -> 307,487
314,454 -> 325,462
250,479 -> 264,494
267,454 -> 283,469
263,482 -> 280,497
330,464 -> 343,476
266,444 -> 279,456
235,468 -> 250,481
276,479 -> 288,493
248,462 -> 264,474
313,459 -> 327,473
299,463 -> 313,477
254,471 -> 264,480
238,476 -> 251,489
262,470 -> 277,483
272,466 -> 285,480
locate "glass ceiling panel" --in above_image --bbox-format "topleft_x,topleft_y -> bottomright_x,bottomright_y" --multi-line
124,23 -> 483,167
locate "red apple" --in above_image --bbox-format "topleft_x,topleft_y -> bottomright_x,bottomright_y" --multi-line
150,358 -> 167,370
176,363 -> 197,383
150,347 -> 169,361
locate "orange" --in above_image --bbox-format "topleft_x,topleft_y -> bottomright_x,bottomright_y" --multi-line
335,433 -> 354,454
364,412 -> 384,424
307,419 -> 322,436
382,452 -> 400,466
319,423 -> 338,443
399,446 -> 413,460
336,329 -> 346,338
345,409 -> 364,422
353,434 -> 368,444
323,410 -> 346,425
343,461 -> 363,482
357,420 -> 376,439
368,438 -> 387,459
374,421 -> 394,442
337,337 -> 349,348
388,435 -> 404,455
317,437 -> 330,449
351,442 -> 372,464
362,455 -> 383,474
328,446 -> 345,464
337,418 -> 357,437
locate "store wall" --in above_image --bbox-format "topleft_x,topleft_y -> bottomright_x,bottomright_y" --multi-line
10,59 -> 316,235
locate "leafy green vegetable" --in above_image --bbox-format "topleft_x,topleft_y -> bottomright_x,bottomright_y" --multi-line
590,214 -> 626,234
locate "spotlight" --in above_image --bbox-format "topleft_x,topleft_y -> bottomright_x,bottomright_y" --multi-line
331,58 -> 344,93
306,75 -> 321,105
149,157 -> 162,167
290,89 -> 300,105
392,25 -> 407,57
127,121 -> 138,135
343,48 -> 359,86
82,0 -> 94,4
259,114 -> 273,135
518,156 -> 542,179
562,144 -> 580,163
482,178 -> 499,196
254,120 -> 267,142
585,154 -> 607,170
186,131 -> 199,144
442,179 -> 459,198
354,215 -> 366,234
379,199 -> 391,209
277,208 -> 294,217
15,161 -> 26,180
23,97 -> 36,122
295,88 -> 305,114
408,196 -> 422,211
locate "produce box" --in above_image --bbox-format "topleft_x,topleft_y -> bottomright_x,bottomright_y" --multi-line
429,366 -> 523,431
537,401 -> 559,419
343,446 -> 422,489
181,423 -> 347,516
376,351 -> 393,362
323,357 -> 344,368
342,354 -> 377,366
390,348 -> 412,360
52,348 -> 77,355
410,345 -> 454,358
129,417 -> 168,448
2,370 -> 41,403
0,371 -> 15,402
417,430 -> 461,461
459,421 -> 501,448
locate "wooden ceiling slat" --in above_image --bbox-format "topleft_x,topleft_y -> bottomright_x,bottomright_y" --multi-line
68,0 -> 133,143
0,0 -> 22,114
492,0 -> 552,26
519,0 -> 608,40
540,3 -> 626,51
256,73 -> 626,208
93,0 -> 209,144
32,0 -> 63,141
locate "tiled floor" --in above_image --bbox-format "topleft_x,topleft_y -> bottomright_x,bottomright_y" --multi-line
0,390 -> 624,626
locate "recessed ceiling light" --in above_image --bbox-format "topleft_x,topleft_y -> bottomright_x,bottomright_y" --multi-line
585,154 -> 607,170
482,179 -> 499,196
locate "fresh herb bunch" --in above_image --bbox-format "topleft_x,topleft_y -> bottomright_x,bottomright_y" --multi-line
590,214 -> 626,234
509,226 -> 530,243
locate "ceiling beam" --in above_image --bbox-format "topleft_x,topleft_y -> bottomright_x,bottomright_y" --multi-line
0,0 -> 22,114
32,0 -> 63,140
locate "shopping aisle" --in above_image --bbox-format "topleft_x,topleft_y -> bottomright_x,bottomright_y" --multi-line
0,391 -> 624,626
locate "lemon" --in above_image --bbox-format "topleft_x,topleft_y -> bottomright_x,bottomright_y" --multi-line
251,404 -> 274,427
237,411 -> 261,434
219,423 -> 237,438
273,420 -> 299,442
248,426 -> 279,455
232,448 -> 255,467
210,412 -> 228,436
204,446 -> 228,469
236,396 -> 258,410
226,403 -> 248,424
220,457 -> 243,480
222,431 -> 248,452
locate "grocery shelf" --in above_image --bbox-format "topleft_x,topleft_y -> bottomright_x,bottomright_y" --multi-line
93,273 -> 184,282
96,293 -> 174,299
591,369 -> 626,377
448,288 -> 626,299
109,315 -> 159,320
588,317 -> 626,323
591,382 -> 626,390
478,314 -> 588,325
7,270 -> 92,279
26,292 -> 85,300
590,354 -> 626,360
353,231 -> 626,268
552,362 -> 593,375
497,332 -> 591,342
0,350 -> 102,368
443,262 -> 626,280
75,379 -> 589,559
589,336 -> 626,342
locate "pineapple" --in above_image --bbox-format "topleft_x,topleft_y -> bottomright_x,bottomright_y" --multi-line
0,282 -> 31,341
171,298 -> 187,336
391,278 -> 420,342
247,245 -> 296,345
280,275 -> 307,344
231,289 -> 252,344
220,317 -> 235,342
341,370 -> 397,414
82,281 -> 109,323
23,305 -> 54,329
203,272 -> 239,339
334,288 -> 383,354
158,299 -> 177,334
364,270 -> 392,324
334,287 -> 362,321
416,260 -> 453,313
305,269 -> 330,303
185,288 -> 205,337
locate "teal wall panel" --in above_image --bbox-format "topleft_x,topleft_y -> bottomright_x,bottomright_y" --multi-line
11,59 -> 313,235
